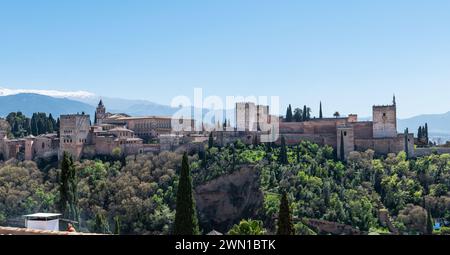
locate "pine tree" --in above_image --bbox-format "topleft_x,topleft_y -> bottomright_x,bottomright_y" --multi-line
340,131 -> 345,161
277,192 -> 295,235
319,101 -> 323,119
174,153 -> 200,235
208,132 -> 214,148
279,136 -> 288,165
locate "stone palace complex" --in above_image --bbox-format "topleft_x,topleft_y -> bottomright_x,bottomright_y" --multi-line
0,97 -> 415,161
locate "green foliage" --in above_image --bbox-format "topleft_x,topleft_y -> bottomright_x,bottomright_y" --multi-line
277,192 -> 295,235
173,153 -> 200,235
94,213 -> 110,234
278,136 -> 288,165
114,215 -> 121,235
58,152 -> 79,222
228,219 -> 266,235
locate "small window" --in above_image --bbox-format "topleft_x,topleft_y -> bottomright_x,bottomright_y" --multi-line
383,113 -> 386,117
344,131 -> 347,136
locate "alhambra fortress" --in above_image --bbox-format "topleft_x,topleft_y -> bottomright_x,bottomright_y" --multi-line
0,97 -> 425,162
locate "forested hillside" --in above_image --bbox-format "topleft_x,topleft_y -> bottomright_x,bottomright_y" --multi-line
0,140 -> 449,235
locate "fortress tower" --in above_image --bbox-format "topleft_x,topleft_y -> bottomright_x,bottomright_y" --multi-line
95,99 -> 106,125
59,114 -> 90,160
236,102 -> 257,132
372,96 -> 397,138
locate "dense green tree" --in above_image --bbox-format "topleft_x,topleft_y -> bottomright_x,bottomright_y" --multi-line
277,192 -> 295,235
173,153 -> 200,235
293,108 -> 303,122
279,136 -> 288,165
58,152 -> 79,222
228,219 -> 265,235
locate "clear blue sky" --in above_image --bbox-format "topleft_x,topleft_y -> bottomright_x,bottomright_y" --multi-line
1,0 -> 450,118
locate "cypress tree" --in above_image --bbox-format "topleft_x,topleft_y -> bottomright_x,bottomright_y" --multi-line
59,152 -> 79,222
418,126 -> 422,141
302,105 -> 307,121
277,192 -> 295,235
425,123 -> 429,144
174,153 -> 200,235
319,102 -> 323,119
286,105 -> 293,122
426,209 -> 434,235
208,132 -> 214,148
114,216 -> 121,235
278,136 -> 288,165
340,131 -> 345,161
404,128 -> 409,158
94,213 -> 109,234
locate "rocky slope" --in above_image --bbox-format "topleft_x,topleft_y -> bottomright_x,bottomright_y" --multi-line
194,166 -> 264,233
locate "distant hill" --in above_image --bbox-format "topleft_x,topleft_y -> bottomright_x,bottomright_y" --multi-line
398,112 -> 450,136
73,96 -> 179,116
0,93 -> 95,118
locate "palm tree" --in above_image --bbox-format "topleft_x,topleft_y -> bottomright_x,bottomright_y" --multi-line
333,111 -> 340,118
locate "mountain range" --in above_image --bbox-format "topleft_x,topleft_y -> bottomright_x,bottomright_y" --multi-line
0,91 -> 449,137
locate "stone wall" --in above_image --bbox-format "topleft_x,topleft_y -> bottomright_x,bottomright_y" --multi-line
414,147 -> 450,157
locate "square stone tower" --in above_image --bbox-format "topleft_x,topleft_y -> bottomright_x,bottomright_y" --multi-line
372,99 -> 397,138
235,102 -> 257,132
59,114 -> 90,160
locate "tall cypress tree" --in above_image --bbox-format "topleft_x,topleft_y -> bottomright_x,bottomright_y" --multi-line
302,105 -> 307,121
286,105 -> 293,122
59,152 -> 79,223
279,136 -> 288,165
277,192 -> 295,235
425,123 -> 429,144
114,216 -> 121,235
319,102 -> 323,119
418,126 -> 422,141
426,209 -> 434,235
208,132 -> 214,148
404,128 -> 409,158
340,131 -> 345,161
174,153 -> 200,235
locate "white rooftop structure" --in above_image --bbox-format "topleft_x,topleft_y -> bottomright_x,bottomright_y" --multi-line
24,213 -> 62,231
